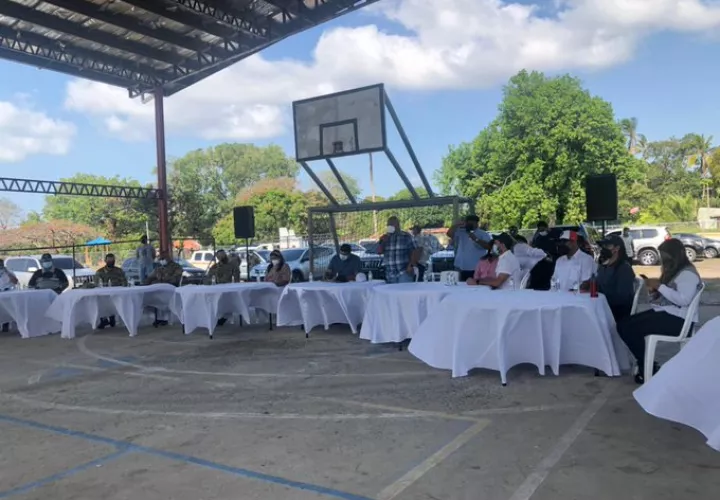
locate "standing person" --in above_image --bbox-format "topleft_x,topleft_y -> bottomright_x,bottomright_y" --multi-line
447,215 -> 492,282
95,253 -> 127,329
0,259 -> 18,290
325,244 -> 363,282
508,226 -> 520,239
551,230 -> 596,290
472,233 -> 521,290
530,221 -> 550,247
265,250 -> 291,286
621,227 -> 635,264
136,235 -> 156,284
617,239 -> 702,383
28,254 -> 69,294
411,225 -> 441,281
512,236 -> 549,284
378,216 -> 418,284
208,250 -> 240,284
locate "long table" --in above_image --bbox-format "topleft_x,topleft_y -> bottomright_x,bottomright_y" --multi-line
0,289 -> 60,338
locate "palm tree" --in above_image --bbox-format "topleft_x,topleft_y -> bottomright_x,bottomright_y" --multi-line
620,117 -> 639,154
687,134 -> 715,206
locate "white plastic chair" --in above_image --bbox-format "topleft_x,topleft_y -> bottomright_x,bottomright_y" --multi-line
519,271 -> 531,290
630,277 -> 643,315
644,283 -> 705,383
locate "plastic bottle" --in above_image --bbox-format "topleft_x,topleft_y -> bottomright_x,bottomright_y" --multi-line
368,270 -> 373,281
590,273 -> 598,298
211,275 -> 217,286
507,276 -> 515,290
308,272 -> 314,282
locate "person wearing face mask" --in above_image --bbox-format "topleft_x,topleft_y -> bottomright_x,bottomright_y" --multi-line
136,235 -> 156,284
512,235 -> 549,284
617,238 -> 702,384
265,250 -> 291,286
447,214 -> 492,281
411,225 -> 441,282
145,250 -> 183,286
470,233 -> 521,289
28,254 -> 69,294
531,221 -> 550,247
586,236 -> 635,322
325,244 -> 363,282
95,253 -> 127,329
377,216 -> 419,284
551,230 -> 596,291
208,249 -> 240,284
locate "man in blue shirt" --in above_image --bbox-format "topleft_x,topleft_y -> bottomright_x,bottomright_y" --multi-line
378,216 -> 419,284
325,244 -> 363,282
447,215 -> 492,281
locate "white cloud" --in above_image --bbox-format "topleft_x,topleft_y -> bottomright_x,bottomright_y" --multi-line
0,100 -> 76,163
64,0 -> 720,142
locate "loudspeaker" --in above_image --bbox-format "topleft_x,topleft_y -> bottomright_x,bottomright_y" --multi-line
233,206 -> 255,239
585,174 -> 618,222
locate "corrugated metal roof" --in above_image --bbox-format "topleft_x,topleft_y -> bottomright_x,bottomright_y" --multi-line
0,0 -> 381,97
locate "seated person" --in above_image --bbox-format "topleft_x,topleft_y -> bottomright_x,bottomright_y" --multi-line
145,251 -> 183,286
588,235 -> 635,322
0,259 -> 19,332
265,250 -> 291,286
29,254 -> 69,294
617,239 -> 702,384
466,252 -> 498,286
470,233 -> 521,290
95,253 -> 128,329
552,230 -> 596,290
208,249 -> 240,284
325,244 -> 363,282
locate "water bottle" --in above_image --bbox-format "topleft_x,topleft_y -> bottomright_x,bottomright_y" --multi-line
368,270 -> 373,281
308,272 -> 314,282
550,277 -> 559,291
108,279 -> 112,288
211,275 -> 217,286
507,276 -> 515,290
98,278 -> 104,288
231,275 -> 235,284
423,271 -> 430,283
571,280 -> 579,294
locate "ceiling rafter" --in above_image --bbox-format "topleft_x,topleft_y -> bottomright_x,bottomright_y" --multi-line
0,177 -> 162,199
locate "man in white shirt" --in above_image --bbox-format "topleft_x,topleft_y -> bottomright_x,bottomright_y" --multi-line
474,233 -> 521,290
552,230 -> 596,290
621,227 -> 635,263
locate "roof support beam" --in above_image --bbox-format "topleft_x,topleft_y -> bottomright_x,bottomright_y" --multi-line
0,177 -> 162,199
0,1 -> 185,66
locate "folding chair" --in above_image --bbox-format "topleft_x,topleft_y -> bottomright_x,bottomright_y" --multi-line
630,276 -> 643,315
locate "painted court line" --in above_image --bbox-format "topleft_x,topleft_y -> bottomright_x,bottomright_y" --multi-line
313,396 -> 482,423
0,414 -> 373,500
376,420 -> 491,500
0,448 -> 129,499
507,383 -> 616,500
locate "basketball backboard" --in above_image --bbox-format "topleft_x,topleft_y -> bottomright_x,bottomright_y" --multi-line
293,84 -> 386,162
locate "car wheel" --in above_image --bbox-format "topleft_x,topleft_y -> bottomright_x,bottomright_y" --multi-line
685,246 -> 697,262
638,249 -> 659,266
291,270 -> 304,283
704,247 -> 718,259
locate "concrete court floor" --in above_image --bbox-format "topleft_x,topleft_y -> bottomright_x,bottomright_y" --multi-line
1,318 -> 719,500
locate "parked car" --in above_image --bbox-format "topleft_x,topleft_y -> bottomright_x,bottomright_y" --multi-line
701,237 -> 720,259
5,255 -> 95,290
607,226 -> 671,266
122,257 -> 206,286
672,233 -> 706,262
250,247 -> 335,282
188,249 -> 216,270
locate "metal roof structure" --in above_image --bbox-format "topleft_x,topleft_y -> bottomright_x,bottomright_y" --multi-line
0,0 -> 381,98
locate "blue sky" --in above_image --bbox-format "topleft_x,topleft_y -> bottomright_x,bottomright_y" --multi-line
2,0 -> 720,216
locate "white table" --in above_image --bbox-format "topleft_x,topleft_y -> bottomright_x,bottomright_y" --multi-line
634,316 -> 720,452
170,282 -> 282,336
276,281 -> 384,334
360,282 -> 482,344
46,284 -> 176,339
0,289 -> 61,338
409,290 -> 630,384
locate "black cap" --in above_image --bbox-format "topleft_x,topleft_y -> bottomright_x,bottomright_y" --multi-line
465,214 -> 480,223
40,253 -> 52,261
494,232 -> 515,250
598,235 -> 624,247
339,244 -> 352,254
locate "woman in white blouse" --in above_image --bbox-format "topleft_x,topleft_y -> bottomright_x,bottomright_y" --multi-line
617,239 -> 702,384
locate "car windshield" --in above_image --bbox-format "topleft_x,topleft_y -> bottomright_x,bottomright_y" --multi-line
362,242 -> 380,254
52,257 -> 85,270
176,259 -> 193,267
256,250 -> 270,261
281,249 -> 305,262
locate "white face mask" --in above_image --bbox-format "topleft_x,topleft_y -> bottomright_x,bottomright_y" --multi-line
492,244 -> 500,255
387,225 -> 396,234
339,254 -> 349,261
538,230 -> 548,236
159,259 -> 167,266
271,259 -> 280,266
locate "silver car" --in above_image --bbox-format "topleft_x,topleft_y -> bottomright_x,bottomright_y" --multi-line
607,226 -> 671,266
250,247 -> 335,282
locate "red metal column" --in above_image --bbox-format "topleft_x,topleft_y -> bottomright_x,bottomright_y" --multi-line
154,87 -> 169,254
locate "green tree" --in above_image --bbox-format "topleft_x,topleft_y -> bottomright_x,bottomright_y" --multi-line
437,70 -> 639,228
169,143 -> 299,238
0,197 -> 21,229
315,170 -> 362,203
619,117 -> 647,156
685,133 -> 715,206
42,174 -> 156,240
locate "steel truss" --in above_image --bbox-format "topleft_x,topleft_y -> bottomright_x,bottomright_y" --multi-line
0,177 -> 162,199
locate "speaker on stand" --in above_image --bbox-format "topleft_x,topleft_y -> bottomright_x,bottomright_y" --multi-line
585,174 -> 618,237
233,207 -> 255,281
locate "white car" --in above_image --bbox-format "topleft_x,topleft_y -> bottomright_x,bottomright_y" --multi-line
5,255 -> 96,290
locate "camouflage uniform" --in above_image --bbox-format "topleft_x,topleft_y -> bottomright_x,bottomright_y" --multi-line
95,266 -> 128,287
208,260 -> 240,284
146,261 -> 183,286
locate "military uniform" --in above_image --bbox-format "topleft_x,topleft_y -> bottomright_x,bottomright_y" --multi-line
95,266 -> 128,287
208,260 -> 240,284
146,261 -> 183,286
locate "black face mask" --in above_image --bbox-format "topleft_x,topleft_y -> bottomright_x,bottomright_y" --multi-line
599,248 -> 613,263
220,257 -> 228,264
465,223 -> 476,232
557,244 -> 570,256
106,261 -> 115,268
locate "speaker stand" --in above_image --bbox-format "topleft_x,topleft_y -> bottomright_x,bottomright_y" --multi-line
245,238 -> 250,282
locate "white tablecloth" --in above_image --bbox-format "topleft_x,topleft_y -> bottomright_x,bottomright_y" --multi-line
360,282 -> 482,344
409,290 -> 630,383
276,281 -> 384,334
170,282 -> 282,336
0,289 -> 61,338
634,316 -> 720,452
46,284 -> 177,339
